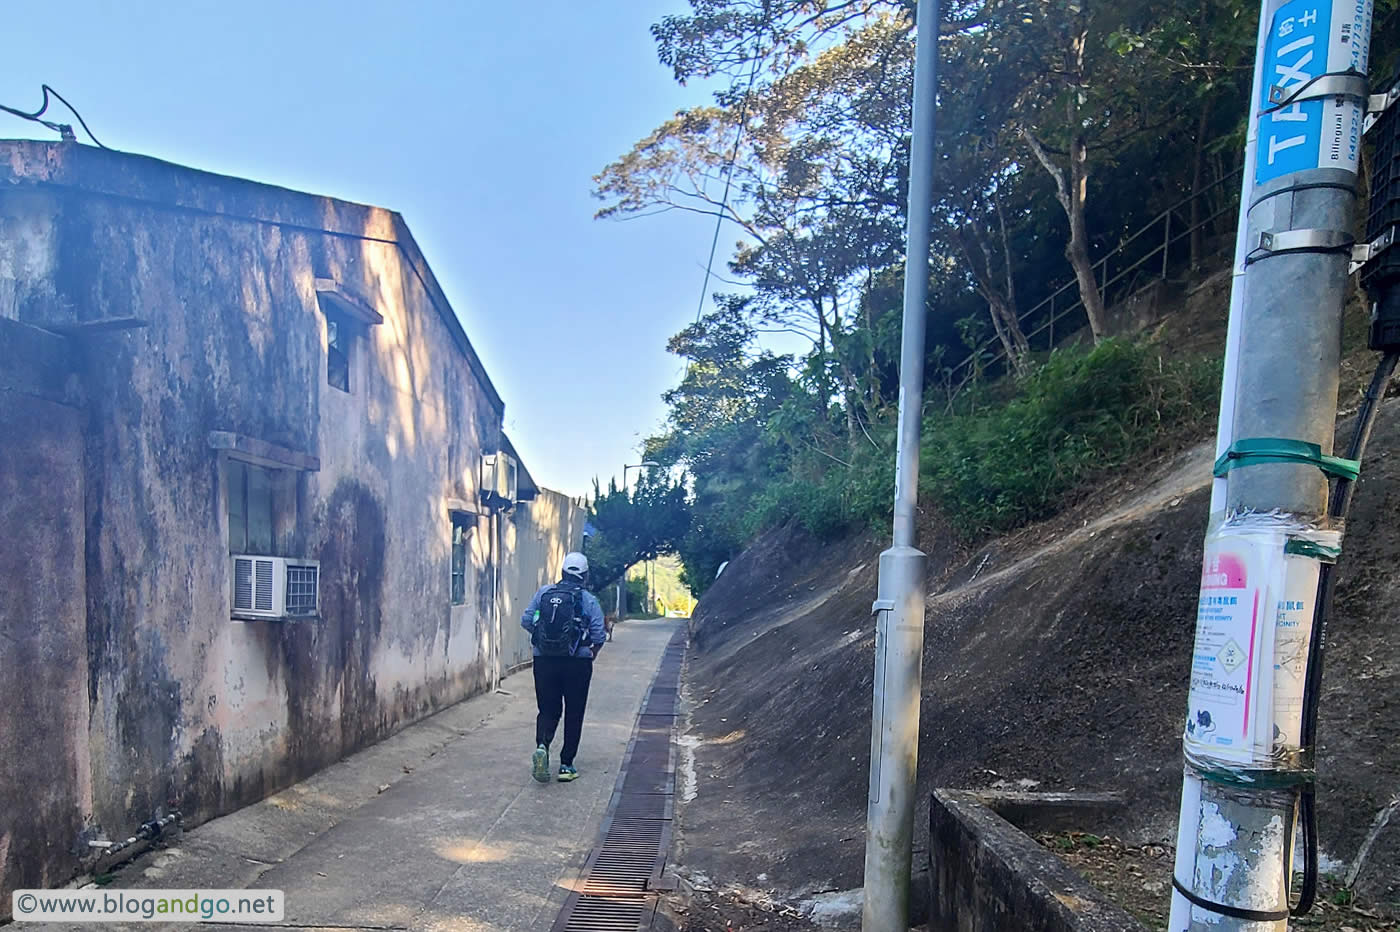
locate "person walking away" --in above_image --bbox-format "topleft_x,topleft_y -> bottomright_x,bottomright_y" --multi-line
522,552 -> 606,783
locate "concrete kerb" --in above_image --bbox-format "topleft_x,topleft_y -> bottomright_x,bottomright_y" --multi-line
928,789 -> 1145,932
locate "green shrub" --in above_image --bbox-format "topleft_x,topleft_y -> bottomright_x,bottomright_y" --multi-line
741,443 -> 895,541
686,340 -> 1219,556
923,340 -> 1220,539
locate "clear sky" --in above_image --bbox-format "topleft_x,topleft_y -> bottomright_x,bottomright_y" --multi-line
4,1 -> 728,498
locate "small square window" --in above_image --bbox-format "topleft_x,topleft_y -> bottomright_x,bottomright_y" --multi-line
451,514 -> 472,605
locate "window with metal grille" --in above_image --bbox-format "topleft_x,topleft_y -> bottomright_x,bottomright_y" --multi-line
451,514 -> 472,605
285,564 -> 319,616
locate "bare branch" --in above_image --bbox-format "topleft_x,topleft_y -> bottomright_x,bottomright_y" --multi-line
1022,130 -> 1071,212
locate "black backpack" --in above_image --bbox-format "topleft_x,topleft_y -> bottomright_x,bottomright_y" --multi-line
534,582 -> 585,656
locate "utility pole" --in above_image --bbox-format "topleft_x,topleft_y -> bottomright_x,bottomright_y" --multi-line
1168,1 -> 1375,928
619,461 -> 659,624
862,0 -> 937,927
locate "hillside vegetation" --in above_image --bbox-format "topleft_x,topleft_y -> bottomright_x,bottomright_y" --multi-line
584,2 -> 1400,925
677,399 -> 1400,921
586,0 -> 1400,585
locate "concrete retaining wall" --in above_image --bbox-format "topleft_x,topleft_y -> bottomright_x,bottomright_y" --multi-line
928,790 -> 1146,932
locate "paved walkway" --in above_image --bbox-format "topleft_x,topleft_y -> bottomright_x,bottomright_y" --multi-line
45,619 -> 681,931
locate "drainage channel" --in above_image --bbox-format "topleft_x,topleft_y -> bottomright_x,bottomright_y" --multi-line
551,628 -> 687,932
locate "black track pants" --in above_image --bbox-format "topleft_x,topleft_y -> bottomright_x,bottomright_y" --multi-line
533,656 -> 594,765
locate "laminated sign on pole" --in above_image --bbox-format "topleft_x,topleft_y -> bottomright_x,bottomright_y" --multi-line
1167,0 -> 1376,928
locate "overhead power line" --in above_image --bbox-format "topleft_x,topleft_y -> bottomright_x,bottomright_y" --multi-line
693,49 -> 764,323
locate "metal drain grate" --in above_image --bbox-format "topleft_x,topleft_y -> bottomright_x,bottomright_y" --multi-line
552,629 -> 687,932
558,894 -> 649,930
612,793 -> 673,820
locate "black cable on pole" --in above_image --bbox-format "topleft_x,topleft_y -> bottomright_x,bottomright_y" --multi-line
693,45 -> 764,323
0,85 -> 109,149
1291,350 -> 1398,917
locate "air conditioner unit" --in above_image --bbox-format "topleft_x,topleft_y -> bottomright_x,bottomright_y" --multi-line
231,555 -> 320,620
480,453 -> 518,505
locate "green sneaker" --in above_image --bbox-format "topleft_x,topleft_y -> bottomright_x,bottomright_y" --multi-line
531,745 -> 550,783
557,765 -> 580,782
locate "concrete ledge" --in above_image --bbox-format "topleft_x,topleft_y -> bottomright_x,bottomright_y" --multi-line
207,431 -> 320,471
929,789 -> 1146,932
314,278 -> 384,326
970,789 -> 1126,835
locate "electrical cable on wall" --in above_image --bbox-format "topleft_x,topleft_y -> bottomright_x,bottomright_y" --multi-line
1,84 -> 109,149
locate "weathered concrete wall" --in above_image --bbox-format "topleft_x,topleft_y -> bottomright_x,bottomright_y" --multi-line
929,790 -> 1147,932
500,490 -> 587,672
0,318 -> 91,899
0,141 -> 582,903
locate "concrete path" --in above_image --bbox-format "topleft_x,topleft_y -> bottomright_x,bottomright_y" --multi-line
43,619 -> 680,931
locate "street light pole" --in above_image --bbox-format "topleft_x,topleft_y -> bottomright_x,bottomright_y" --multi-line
619,461 -> 660,622
863,0 -> 937,928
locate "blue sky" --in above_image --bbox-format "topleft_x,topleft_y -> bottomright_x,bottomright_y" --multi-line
3,1 -> 731,498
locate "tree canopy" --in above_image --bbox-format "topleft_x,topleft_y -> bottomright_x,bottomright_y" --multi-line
591,0 -> 1400,587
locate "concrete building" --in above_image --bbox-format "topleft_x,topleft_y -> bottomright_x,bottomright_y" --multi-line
0,140 -> 583,904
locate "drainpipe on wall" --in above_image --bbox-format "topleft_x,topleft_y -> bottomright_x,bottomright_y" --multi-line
492,509 -> 503,691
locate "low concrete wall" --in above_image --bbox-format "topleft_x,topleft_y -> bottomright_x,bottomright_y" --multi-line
928,790 -> 1146,932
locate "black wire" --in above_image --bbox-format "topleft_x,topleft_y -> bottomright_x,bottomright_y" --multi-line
0,94 -> 68,138
0,84 -> 108,149
693,51 -> 763,324
1292,350 -> 1399,917
1258,68 -> 1366,117
41,85 -> 108,149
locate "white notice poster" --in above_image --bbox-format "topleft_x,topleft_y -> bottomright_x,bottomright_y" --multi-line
1184,530 -> 1277,768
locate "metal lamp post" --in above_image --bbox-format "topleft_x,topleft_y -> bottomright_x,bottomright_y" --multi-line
619,461 -> 661,620
864,0 -> 938,927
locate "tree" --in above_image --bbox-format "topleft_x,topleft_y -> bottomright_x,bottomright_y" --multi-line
596,13 -> 914,437
1106,0 -> 1256,267
586,475 -> 691,595
640,304 -> 800,591
587,0 -> 1309,575
965,0 -> 1197,342
935,38 -> 1039,373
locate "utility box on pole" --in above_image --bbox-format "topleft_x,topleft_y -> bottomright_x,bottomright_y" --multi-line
1168,0 -> 1378,928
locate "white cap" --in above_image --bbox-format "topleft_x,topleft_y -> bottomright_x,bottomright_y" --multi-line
563,552 -> 589,577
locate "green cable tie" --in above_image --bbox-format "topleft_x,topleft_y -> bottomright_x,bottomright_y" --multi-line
1283,539 -> 1341,563
1213,437 -> 1360,482
1189,759 -> 1316,791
